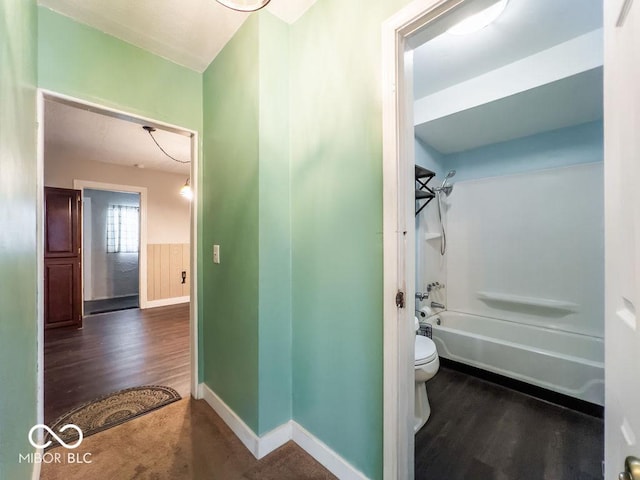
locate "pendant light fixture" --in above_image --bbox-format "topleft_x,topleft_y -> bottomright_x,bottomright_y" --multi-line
215,0 -> 270,12
180,178 -> 194,200
143,126 -> 192,200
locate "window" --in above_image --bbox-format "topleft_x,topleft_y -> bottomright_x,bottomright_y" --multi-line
106,205 -> 139,253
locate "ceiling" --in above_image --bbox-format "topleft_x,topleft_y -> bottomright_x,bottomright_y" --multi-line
37,0 -> 318,72
413,0 -> 603,100
45,99 -> 192,175
413,0 -> 603,154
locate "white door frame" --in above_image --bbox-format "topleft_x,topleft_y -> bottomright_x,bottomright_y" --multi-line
35,89 -> 201,430
381,0 -> 501,477
72,180 -> 148,312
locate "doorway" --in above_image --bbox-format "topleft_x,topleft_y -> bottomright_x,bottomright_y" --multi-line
36,90 -> 200,426
378,0 -> 637,478
82,188 -> 141,315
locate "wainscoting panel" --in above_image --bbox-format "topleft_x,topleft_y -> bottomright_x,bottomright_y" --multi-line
147,244 -> 190,301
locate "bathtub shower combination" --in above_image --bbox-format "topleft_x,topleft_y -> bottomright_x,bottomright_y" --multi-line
416,163 -> 605,407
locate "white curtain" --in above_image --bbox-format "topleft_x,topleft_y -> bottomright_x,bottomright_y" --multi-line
106,205 -> 140,253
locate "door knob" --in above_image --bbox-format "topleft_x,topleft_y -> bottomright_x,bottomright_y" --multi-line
619,456 -> 640,480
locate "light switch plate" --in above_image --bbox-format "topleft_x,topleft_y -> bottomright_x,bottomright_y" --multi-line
213,245 -> 220,264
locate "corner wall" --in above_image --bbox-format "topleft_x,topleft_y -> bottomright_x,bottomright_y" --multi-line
201,11 -> 292,437
289,1 -> 412,477
0,0 -> 38,478
202,14 -> 261,433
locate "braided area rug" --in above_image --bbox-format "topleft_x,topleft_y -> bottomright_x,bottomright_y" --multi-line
46,385 -> 181,449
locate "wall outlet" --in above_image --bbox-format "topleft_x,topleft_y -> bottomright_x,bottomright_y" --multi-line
213,245 -> 220,264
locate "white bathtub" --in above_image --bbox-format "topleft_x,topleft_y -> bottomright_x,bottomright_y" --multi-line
425,311 -> 604,405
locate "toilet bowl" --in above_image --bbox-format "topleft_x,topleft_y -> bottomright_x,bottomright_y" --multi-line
415,318 -> 439,432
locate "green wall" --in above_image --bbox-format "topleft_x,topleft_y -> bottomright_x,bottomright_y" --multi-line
38,7 -> 202,132
0,0 -> 38,478
257,12 -> 292,435
201,11 -> 292,436
289,0 -> 410,477
202,15 -> 261,432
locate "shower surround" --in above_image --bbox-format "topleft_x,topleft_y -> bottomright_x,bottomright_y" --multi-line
417,162 -> 604,404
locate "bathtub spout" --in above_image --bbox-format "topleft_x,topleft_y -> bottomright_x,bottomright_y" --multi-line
431,301 -> 446,309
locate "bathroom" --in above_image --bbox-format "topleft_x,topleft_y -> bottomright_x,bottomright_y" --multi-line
411,0 -> 605,478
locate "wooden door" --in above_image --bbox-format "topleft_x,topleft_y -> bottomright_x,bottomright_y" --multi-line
44,187 -> 82,329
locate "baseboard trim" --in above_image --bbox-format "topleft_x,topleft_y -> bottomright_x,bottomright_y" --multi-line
199,384 -> 290,459
31,449 -> 42,480
292,422 -> 369,480
199,384 -> 369,478
143,296 -> 190,309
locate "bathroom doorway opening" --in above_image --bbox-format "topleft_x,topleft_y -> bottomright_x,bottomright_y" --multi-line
379,0 -> 640,478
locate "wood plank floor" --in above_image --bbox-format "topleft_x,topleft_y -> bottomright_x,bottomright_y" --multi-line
416,367 -> 604,480
44,303 -> 190,423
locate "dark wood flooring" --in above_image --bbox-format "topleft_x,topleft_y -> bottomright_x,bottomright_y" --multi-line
416,366 -> 604,480
44,303 -> 190,423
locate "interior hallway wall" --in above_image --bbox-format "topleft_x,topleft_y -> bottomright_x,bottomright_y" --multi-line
289,0 -> 413,477
201,11 -> 292,437
0,0 -> 38,477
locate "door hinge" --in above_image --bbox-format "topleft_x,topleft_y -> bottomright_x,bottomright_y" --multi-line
395,290 -> 405,309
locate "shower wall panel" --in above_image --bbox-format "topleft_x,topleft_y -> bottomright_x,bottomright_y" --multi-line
445,162 -> 604,338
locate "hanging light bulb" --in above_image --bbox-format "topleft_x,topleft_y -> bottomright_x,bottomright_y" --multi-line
215,0 -> 270,12
180,178 -> 193,201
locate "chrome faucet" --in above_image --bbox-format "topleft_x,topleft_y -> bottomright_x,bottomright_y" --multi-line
430,301 -> 446,309
415,292 -> 429,301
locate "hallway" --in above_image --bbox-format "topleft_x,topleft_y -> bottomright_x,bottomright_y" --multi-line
41,397 -> 335,480
44,304 -> 190,423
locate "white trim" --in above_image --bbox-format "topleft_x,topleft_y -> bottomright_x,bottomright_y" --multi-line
199,383 -> 368,477
381,1 -> 498,478
35,88 -> 45,436
36,89 -> 200,423
292,422 -> 370,480
144,296 -> 190,309
190,130 -> 200,399
199,383 -> 291,459
73,179 -> 148,310
257,423 -> 293,459
31,449 -> 43,480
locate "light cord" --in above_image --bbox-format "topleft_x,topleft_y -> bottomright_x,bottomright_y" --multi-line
144,126 -> 190,164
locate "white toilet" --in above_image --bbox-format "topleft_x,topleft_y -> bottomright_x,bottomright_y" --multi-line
414,317 -> 439,432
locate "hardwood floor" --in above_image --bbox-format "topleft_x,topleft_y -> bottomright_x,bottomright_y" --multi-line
415,366 -> 604,480
44,303 -> 190,423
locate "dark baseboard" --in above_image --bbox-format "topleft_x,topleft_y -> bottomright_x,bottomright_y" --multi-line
439,357 -> 604,419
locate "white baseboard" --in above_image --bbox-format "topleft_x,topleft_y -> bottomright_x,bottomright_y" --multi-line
199,384 -> 290,459
292,421 -> 369,480
199,383 -> 369,479
142,296 -> 190,309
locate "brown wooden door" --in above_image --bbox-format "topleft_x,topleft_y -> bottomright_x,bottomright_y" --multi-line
44,187 -> 82,329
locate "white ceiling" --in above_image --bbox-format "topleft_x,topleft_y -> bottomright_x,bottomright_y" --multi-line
413,0 -> 603,154
45,99 -> 192,175
413,0 -> 603,100
415,68 -> 603,154
37,0 -> 318,72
